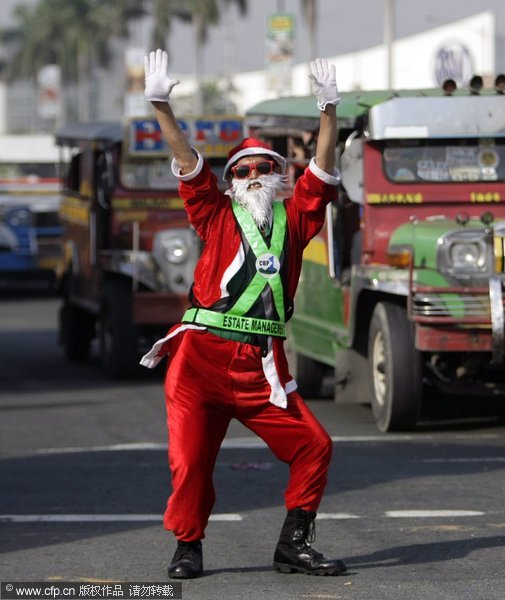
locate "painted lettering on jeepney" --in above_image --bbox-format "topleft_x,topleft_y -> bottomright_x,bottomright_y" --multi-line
128,117 -> 243,157
367,193 -> 423,204
112,197 -> 184,210
115,211 -> 148,223
78,179 -> 93,199
470,192 -> 501,203
59,195 -> 89,225
191,118 -> 242,143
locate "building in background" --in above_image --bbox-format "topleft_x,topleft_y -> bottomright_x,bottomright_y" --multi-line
0,8 -> 500,132
230,11 -> 497,113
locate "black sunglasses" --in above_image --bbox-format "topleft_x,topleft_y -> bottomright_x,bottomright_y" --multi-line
231,160 -> 276,179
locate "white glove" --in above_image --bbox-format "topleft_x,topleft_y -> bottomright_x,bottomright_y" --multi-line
309,58 -> 340,111
144,49 -> 180,103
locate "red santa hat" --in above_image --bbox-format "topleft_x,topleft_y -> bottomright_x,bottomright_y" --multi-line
223,137 -> 287,180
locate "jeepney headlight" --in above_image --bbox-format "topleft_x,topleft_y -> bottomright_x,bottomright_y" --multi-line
162,237 -> 188,264
6,207 -> 32,227
450,242 -> 483,269
152,228 -> 200,293
438,231 -> 491,278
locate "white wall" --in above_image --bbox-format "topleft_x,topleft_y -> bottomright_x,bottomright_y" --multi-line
171,10 -> 496,114
291,11 -> 496,104
0,83 -> 6,134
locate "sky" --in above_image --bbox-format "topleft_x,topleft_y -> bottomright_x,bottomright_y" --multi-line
135,0 -> 505,77
2,0 -> 505,77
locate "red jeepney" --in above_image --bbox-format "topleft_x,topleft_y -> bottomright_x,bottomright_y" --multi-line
56,116 -> 243,376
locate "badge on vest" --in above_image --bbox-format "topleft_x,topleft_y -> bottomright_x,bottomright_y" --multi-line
256,253 -> 280,278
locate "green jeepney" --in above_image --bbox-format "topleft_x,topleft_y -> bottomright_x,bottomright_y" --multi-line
246,85 -> 505,432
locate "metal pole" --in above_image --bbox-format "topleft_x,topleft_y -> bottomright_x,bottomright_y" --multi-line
193,15 -> 203,115
223,6 -> 234,112
306,0 -> 317,62
304,0 -> 317,94
384,0 -> 395,90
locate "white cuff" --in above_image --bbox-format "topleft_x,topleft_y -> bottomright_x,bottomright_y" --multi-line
139,323 -> 206,368
308,157 -> 340,185
171,148 -> 204,181
317,96 -> 341,111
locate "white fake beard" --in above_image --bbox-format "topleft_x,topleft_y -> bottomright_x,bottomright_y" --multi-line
230,172 -> 286,229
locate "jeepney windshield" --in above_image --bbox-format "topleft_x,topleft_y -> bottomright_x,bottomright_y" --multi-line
119,157 -> 226,190
120,158 -> 180,190
0,162 -> 58,180
382,138 -> 505,183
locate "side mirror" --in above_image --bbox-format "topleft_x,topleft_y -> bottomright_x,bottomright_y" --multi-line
96,150 -> 114,209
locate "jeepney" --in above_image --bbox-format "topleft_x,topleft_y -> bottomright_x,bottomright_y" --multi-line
0,135 -> 63,282
246,85 -> 505,432
55,116 -> 243,377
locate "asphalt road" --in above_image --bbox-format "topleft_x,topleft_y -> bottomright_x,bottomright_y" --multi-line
1,283 -> 505,600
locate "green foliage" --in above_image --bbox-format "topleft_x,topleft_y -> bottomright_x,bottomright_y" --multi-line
0,0 -> 250,120
150,0 -> 248,52
172,78 -> 238,115
0,0 -> 147,82
0,0 -> 249,83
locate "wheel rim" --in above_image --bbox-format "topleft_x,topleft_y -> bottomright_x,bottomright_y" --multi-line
372,330 -> 387,407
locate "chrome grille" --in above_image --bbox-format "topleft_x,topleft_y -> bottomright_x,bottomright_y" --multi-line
412,293 -> 491,319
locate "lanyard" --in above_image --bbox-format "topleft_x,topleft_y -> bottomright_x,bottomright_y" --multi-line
229,200 -> 286,320
182,200 -> 288,337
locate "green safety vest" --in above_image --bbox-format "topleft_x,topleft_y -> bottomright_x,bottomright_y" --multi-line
182,200 -> 287,338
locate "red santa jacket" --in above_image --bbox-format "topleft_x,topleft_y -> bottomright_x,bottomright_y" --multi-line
141,152 -> 340,407
179,155 -> 339,308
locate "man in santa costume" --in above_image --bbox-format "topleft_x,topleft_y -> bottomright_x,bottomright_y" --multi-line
142,49 -> 346,579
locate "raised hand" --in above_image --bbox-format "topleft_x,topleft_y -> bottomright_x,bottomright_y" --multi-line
308,58 -> 340,111
144,49 -> 180,103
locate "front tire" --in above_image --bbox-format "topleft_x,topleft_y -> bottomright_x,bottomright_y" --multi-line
59,301 -> 94,362
101,280 -> 139,378
368,302 -> 422,432
294,353 -> 326,398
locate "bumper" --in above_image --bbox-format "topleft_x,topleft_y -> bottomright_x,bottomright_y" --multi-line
410,276 -> 505,362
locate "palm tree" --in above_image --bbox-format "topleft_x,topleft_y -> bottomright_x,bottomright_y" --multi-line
150,0 -> 248,114
0,3 -> 58,81
151,0 -> 178,53
0,0 -> 147,121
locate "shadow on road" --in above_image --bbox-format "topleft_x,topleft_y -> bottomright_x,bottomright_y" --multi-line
348,534 -> 505,569
2,437 -> 505,554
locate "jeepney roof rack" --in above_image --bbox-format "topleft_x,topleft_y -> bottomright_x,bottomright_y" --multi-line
368,95 -> 505,140
55,121 -> 123,147
246,90 -> 433,131
245,87 -> 504,134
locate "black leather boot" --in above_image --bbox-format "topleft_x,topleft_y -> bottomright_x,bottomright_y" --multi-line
168,540 -> 203,579
273,509 -> 347,575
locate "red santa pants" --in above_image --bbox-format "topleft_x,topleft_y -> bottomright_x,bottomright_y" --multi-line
163,329 -> 333,542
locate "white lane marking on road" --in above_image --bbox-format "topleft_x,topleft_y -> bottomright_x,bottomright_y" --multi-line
0,514 -> 242,523
385,510 -> 485,518
208,514 -> 242,521
32,432 -> 501,455
423,457 -> 505,463
1,511 -> 491,523
328,433 -> 500,442
317,513 -> 361,520
35,443 -> 167,454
